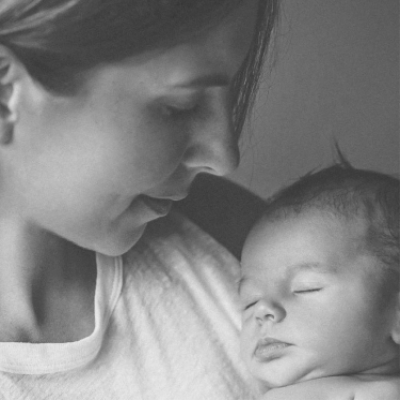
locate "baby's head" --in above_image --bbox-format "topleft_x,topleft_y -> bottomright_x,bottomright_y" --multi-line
239,161 -> 400,389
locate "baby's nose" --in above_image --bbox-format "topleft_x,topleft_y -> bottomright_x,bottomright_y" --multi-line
254,299 -> 286,325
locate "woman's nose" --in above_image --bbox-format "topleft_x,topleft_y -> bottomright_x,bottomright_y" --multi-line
182,94 -> 240,176
254,299 -> 286,326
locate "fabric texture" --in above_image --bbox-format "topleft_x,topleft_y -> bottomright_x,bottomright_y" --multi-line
0,212 -> 259,399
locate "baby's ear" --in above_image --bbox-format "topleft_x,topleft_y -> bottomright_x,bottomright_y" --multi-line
0,45 -> 26,145
390,293 -> 400,345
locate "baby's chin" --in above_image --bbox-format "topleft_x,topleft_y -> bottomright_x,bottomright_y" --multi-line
257,360 -> 400,390
249,358 -> 338,389
251,366 -> 316,389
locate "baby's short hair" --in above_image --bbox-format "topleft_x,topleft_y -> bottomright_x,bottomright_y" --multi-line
263,158 -> 399,301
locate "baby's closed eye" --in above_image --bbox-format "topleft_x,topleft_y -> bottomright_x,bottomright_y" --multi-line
292,287 -> 322,294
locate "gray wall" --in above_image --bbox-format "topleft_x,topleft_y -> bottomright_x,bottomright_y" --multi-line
229,0 -> 399,199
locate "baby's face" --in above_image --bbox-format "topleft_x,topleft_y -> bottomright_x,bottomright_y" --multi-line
240,212 -> 398,388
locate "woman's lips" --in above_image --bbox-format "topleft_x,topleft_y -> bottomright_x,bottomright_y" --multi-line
139,195 -> 172,216
254,338 -> 292,362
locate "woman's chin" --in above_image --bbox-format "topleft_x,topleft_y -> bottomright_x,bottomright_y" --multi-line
91,223 -> 148,257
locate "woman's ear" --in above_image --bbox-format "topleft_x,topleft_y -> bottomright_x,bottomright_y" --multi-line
0,45 -> 25,145
390,293 -> 400,345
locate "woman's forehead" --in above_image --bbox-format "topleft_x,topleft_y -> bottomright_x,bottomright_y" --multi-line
84,0 -> 259,93
199,0 -> 260,68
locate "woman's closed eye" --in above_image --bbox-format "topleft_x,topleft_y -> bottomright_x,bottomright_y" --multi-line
163,103 -> 200,120
159,92 -> 205,121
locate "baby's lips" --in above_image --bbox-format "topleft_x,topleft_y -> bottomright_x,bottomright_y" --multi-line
254,337 -> 292,361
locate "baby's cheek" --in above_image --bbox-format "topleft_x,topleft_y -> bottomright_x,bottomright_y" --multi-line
240,325 -> 255,361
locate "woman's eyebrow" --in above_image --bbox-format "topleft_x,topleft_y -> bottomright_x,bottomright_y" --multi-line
174,73 -> 230,88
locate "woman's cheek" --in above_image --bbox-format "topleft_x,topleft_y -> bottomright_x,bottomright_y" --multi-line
147,115 -> 191,163
125,127 -> 189,189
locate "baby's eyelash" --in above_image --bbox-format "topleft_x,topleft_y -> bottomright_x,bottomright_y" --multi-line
293,288 -> 322,294
242,301 -> 257,311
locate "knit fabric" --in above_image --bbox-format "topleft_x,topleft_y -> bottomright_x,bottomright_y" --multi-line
0,212 -> 259,399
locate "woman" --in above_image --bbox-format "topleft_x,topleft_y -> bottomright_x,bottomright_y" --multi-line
0,0 -> 277,398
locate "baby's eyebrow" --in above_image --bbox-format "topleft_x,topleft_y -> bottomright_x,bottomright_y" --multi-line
286,262 -> 338,276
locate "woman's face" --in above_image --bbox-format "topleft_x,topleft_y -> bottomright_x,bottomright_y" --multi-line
6,0 -> 259,255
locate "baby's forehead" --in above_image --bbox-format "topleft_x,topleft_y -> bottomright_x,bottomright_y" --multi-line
241,211 -> 373,277
249,208 -> 368,243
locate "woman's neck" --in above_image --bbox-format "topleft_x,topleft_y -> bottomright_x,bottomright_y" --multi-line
0,216 -> 96,343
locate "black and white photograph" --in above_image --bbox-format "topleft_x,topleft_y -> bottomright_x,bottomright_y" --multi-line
0,1 -> 398,399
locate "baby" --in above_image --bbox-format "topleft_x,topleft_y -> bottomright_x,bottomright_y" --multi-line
239,162 -> 400,399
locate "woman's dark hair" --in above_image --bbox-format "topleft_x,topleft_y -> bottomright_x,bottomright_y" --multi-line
0,0 -> 279,137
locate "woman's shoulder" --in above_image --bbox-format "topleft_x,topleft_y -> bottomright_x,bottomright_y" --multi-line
175,175 -> 266,258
